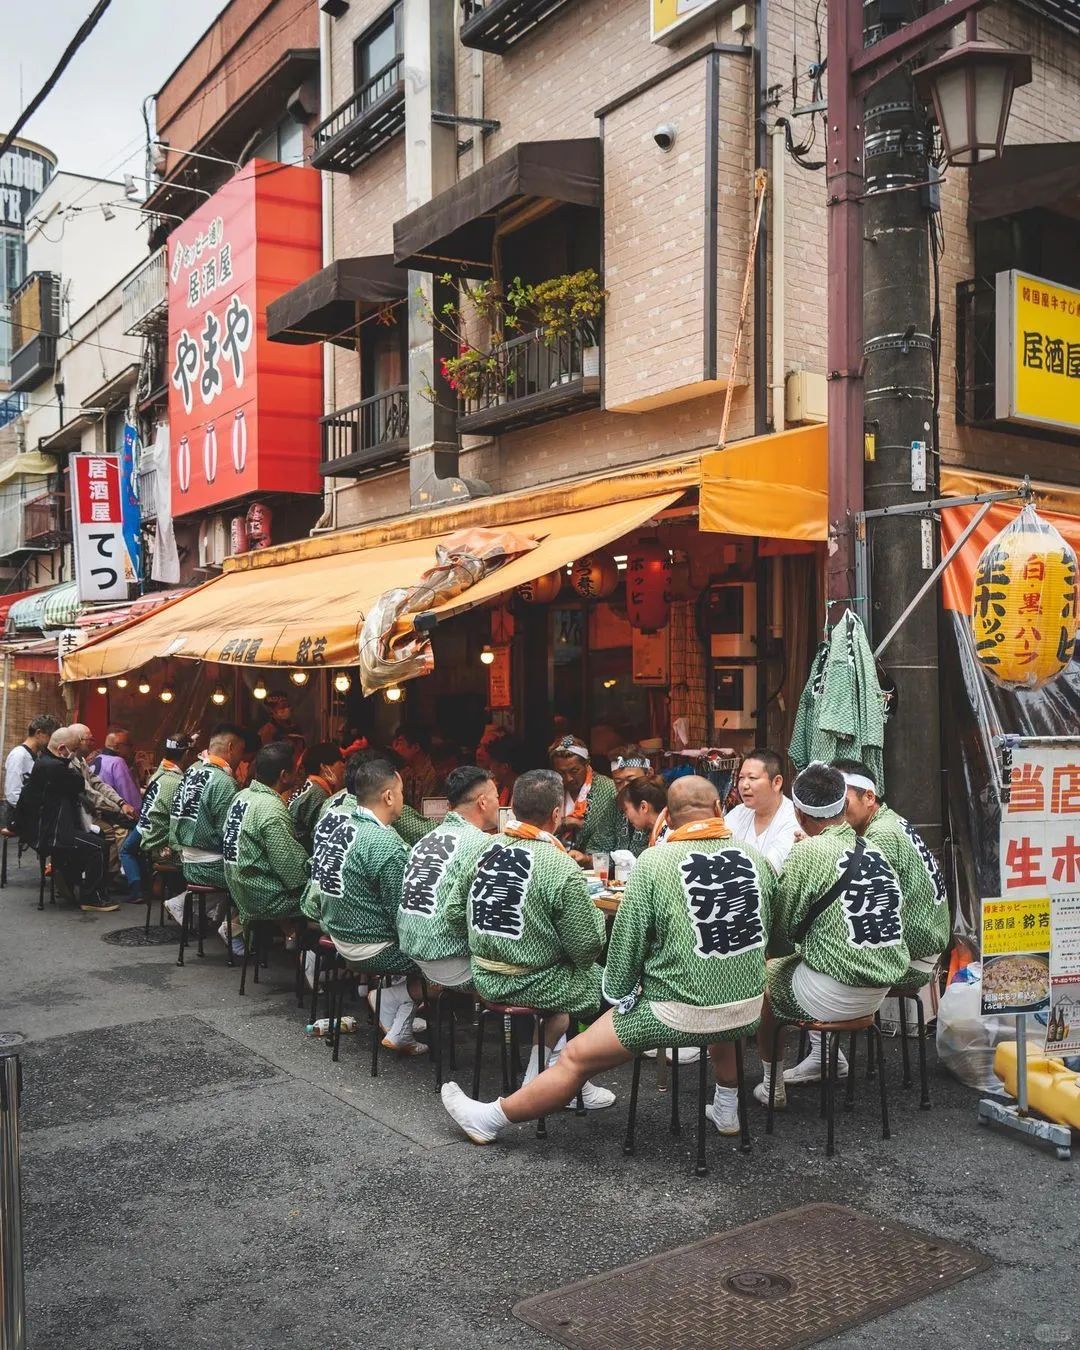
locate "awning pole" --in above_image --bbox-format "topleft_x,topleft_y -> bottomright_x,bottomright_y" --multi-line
0,656 -> 11,780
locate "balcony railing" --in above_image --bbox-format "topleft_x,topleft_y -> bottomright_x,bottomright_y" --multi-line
0,394 -> 25,430
956,276 -> 998,427
136,466 -> 158,522
311,55 -> 406,174
320,385 -> 409,477
123,248 -> 168,336
9,272 -> 61,394
460,0 -> 572,52
458,324 -> 600,436
22,492 -> 69,549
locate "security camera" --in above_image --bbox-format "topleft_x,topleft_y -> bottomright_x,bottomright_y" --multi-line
653,123 -> 677,151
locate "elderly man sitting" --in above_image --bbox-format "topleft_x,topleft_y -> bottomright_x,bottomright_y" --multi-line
397,765 -> 500,991
223,743 -> 310,925
461,768 -> 614,1111
755,762 -> 910,1109
441,776 -> 775,1143
548,735 -> 618,862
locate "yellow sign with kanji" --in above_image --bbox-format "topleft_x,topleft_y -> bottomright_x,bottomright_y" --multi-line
650,0 -> 724,44
996,269 -> 1080,433
981,897 -> 1052,955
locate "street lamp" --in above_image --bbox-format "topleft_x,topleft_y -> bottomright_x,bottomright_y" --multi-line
914,38 -> 1031,166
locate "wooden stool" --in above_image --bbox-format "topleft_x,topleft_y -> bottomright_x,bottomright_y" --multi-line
428,986 -> 469,1089
472,1001 -> 584,1138
767,1014 -> 889,1157
176,885 -> 230,967
146,862 -> 183,935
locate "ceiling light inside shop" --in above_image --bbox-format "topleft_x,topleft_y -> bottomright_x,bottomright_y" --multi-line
480,646 -> 495,665
138,681 -> 151,695
159,686 -> 175,704
210,685 -> 228,706
290,670 -> 310,686
383,684 -> 403,703
116,677 -> 128,689
253,679 -> 268,700
333,673 -> 353,694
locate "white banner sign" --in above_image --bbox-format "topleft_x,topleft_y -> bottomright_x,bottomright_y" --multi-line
71,453 -> 132,603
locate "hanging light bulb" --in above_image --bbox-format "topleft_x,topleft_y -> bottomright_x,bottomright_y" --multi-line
159,686 -> 175,704
15,677 -> 26,690
116,676 -> 129,689
383,684 -> 403,704
210,685 -> 228,706
289,669 -> 309,686
138,680 -> 151,695
480,645 -> 496,666
96,683 -> 108,695
252,678 -> 268,700
333,672 -> 352,694
26,677 -> 39,694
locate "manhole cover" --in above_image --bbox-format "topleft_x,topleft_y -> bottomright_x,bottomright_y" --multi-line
102,925 -> 178,948
0,1031 -> 26,1047
514,1204 -> 991,1350
723,1270 -> 794,1300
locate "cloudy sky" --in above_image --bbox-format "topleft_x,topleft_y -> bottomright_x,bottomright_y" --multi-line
3,0 -> 230,178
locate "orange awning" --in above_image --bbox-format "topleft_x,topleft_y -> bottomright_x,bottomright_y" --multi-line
700,424 -> 828,541
62,491 -> 680,680
941,469 -> 1080,613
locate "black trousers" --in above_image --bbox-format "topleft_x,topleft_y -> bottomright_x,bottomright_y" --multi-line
54,832 -> 110,901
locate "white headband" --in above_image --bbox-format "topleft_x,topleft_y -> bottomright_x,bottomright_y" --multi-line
611,755 -> 650,771
551,739 -> 589,761
792,791 -> 848,819
843,773 -> 877,794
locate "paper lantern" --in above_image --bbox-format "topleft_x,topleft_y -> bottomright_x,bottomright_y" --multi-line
516,570 -> 563,604
230,516 -> 248,556
569,552 -> 619,601
971,503 -> 1078,688
626,541 -> 673,633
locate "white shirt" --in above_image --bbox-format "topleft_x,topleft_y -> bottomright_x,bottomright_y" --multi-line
725,796 -> 799,871
4,744 -> 35,807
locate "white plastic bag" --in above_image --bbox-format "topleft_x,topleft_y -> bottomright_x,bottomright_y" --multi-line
935,964 -> 1013,1092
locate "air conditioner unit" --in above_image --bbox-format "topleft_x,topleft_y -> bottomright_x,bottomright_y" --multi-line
785,368 -> 828,425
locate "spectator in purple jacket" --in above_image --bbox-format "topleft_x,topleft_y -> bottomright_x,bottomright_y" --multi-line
94,730 -> 143,811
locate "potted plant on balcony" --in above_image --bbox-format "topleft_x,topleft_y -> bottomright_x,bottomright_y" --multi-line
530,268 -> 606,379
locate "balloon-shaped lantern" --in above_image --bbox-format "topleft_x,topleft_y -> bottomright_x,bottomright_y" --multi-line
516,570 -> 564,605
971,503 -> 1078,688
626,541 -> 673,632
569,552 -> 619,601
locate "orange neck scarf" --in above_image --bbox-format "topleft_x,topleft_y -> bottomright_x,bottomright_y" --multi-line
567,765 -> 594,821
505,818 -> 567,852
308,774 -> 335,796
206,754 -> 233,776
665,817 -> 732,843
160,759 -> 182,775
649,808 -> 670,846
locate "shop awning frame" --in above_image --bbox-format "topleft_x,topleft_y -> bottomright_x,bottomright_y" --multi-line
8,581 -> 82,634
700,423 -> 829,542
393,138 -> 603,277
266,256 -> 408,348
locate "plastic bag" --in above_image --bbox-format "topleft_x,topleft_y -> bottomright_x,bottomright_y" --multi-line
935,964 -> 1013,1092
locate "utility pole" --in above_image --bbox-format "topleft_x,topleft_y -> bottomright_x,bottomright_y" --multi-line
861,1 -> 941,845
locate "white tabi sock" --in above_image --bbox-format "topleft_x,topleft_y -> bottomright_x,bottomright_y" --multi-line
713,1084 -> 738,1111
762,1061 -> 786,1101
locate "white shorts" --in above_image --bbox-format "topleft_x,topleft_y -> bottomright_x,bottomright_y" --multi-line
414,954 -> 473,988
790,963 -> 889,1023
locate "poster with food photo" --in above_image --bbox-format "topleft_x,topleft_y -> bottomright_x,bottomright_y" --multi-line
1046,894 -> 1080,1053
980,897 -> 1051,1016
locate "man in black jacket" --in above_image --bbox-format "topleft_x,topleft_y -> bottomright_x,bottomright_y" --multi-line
15,727 -> 117,913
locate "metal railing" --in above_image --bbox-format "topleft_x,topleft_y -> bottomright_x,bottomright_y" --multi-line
313,55 -> 405,151
22,492 -> 67,546
955,276 -> 997,425
0,395 -> 24,431
122,248 -> 168,336
8,272 -> 60,353
320,385 -> 409,470
136,466 -> 158,521
462,324 -> 598,416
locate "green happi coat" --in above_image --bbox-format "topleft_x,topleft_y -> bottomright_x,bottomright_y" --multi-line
397,811 -> 491,964
864,805 -> 949,985
302,790 -> 356,922
394,802 -> 437,848
613,809 -> 650,859
138,762 -> 182,858
289,777 -> 330,851
467,833 -> 606,1014
169,760 -> 238,888
605,835 -> 775,1050
315,808 -> 413,973
771,824 -> 909,1007
223,781 -> 310,922
570,773 -> 618,856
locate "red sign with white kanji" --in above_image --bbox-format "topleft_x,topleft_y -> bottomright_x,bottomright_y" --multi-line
71,453 -> 130,602
1000,743 -> 1080,897
166,162 -> 322,517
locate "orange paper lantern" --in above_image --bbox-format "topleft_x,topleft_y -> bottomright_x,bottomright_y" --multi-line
569,552 -> 619,601
626,541 -> 672,632
516,569 -> 564,604
972,504 -> 1078,688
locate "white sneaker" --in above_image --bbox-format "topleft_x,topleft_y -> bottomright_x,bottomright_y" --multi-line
752,1079 -> 787,1110
441,1081 -> 504,1144
165,894 -> 186,925
382,1001 -> 429,1057
566,1079 -> 616,1111
784,1048 -> 849,1084
413,1016 -> 427,1034
707,1095 -> 741,1136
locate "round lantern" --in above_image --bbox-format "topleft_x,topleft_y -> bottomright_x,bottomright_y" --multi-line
517,570 -> 564,605
246,500 -> 272,550
971,503 -> 1078,689
626,541 -> 673,633
230,516 -> 249,556
569,551 -> 619,601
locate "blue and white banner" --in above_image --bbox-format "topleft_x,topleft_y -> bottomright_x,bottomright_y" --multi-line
120,423 -> 143,586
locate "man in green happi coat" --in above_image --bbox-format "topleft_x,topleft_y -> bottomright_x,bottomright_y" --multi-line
224,743 -> 310,924
463,769 -> 614,1110
166,726 -> 246,933
756,763 -> 909,1110
609,745 -> 653,857
397,765 -> 500,990
138,734 -> 197,863
441,776 -> 774,1144
548,735 -> 617,862
288,742 -> 345,851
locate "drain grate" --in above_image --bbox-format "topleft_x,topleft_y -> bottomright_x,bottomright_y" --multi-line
0,1031 -> 26,1047
101,925 -> 177,948
514,1204 -> 991,1350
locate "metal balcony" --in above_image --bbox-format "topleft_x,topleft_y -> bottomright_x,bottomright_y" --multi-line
22,492 -> 69,549
459,0 -> 573,53
8,272 -> 61,394
122,248 -> 168,336
457,325 -> 600,436
320,384 -> 409,477
136,466 -> 158,522
311,56 -> 406,173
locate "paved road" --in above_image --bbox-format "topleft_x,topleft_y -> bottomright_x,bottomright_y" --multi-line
1,873 -> 1075,1350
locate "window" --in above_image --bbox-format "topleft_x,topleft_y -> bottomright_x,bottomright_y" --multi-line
360,314 -> 406,398
974,209 -> 1080,290
354,3 -> 403,99
105,408 -> 127,455
249,117 -> 304,166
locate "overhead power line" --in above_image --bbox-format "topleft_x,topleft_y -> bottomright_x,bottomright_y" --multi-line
0,0 -> 116,162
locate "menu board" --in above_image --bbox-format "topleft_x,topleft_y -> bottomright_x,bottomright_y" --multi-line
980,897 -> 1051,1016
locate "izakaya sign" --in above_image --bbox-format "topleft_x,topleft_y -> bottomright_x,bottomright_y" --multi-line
167,163 -> 323,516
71,453 -> 136,602
995,269 -> 1080,435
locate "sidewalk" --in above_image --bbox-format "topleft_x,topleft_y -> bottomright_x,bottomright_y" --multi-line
0,872 -> 1073,1350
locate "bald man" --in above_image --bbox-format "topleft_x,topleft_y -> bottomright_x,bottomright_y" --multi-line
69,724 -> 137,823
443,775 -> 775,1144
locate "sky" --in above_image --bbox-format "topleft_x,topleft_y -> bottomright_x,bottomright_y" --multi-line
2,0 -> 230,180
